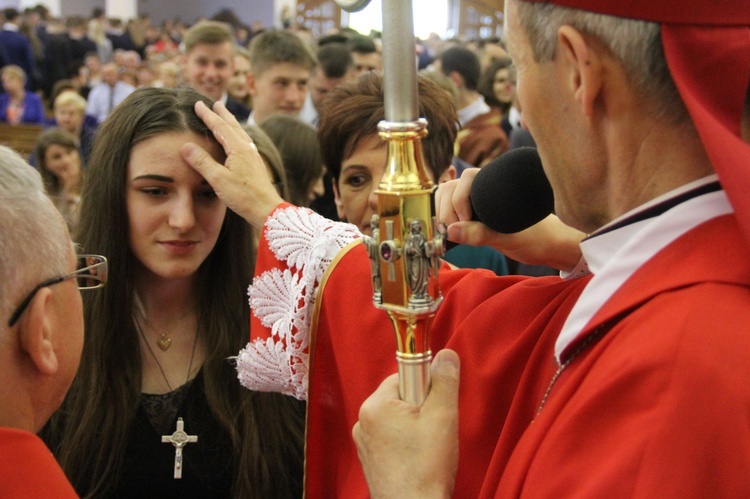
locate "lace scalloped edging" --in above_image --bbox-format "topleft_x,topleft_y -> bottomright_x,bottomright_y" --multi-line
236,339 -> 308,400
237,206 -> 361,399
265,206 -> 361,273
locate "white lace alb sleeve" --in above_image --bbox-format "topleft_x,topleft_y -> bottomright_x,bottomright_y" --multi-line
236,206 -> 361,400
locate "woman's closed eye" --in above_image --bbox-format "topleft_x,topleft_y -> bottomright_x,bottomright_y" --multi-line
197,187 -> 218,200
140,186 -> 169,197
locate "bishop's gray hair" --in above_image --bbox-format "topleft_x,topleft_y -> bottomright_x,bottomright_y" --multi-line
0,146 -> 70,326
514,0 -> 689,124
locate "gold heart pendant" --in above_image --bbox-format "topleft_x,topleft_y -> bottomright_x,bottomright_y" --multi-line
157,336 -> 172,351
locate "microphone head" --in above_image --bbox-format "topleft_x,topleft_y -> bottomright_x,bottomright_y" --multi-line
470,147 -> 554,233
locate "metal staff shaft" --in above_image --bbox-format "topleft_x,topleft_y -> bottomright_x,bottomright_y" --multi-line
381,0 -> 419,122
369,119 -> 443,407
347,0 -> 442,406
336,0 -> 441,406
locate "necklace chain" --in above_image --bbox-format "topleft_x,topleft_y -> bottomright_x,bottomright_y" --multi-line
138,308 -> 192,351
135,316 -> 199,393
536,325 -> 605,415
536,313 -> 627,416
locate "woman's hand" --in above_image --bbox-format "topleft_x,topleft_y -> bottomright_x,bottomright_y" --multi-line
181,100 -> 284,229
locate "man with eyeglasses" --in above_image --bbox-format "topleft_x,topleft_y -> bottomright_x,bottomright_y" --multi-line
0,145 -> 106,497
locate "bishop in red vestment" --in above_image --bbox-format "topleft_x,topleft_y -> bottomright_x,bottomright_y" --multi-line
181,0 -> 750,492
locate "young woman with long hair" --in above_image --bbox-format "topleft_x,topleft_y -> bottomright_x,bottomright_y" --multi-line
44,86 -> 305,498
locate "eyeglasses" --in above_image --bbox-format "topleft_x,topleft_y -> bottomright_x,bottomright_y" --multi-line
7,254 -> 108,327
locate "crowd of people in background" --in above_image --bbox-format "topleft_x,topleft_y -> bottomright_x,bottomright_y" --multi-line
0,4 -> 535,496
2,0 -> 750,497
0,5 -> 531,496
0,4 -> 525,238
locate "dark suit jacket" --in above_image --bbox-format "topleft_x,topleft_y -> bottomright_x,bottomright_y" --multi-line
66,35 -> 97,64
106,32 -> 137,52
0,29 -> 36,88
41,33 -> 71,97
225,96 -> 251,122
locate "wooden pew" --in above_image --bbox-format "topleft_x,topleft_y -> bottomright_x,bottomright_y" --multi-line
0,123 -> 44,158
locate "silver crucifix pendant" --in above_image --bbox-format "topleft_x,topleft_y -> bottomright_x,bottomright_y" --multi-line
161,417 -> 198,479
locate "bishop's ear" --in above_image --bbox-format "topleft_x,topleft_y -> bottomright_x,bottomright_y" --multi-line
17,287 -> 60,376
556,25 -> 604,118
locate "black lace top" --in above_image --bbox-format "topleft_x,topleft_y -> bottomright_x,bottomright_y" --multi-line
141,379 -> 193,435
115,371 -> 234,498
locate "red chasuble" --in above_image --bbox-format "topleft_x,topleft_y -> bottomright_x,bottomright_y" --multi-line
0,427 -> 79,498
301,215 -> 750,497
496,215 -> 750,497
306,244 -> 585,497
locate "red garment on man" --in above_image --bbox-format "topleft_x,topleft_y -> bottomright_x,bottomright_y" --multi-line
305,244 -> 586,497
252,213 -> 750,497
0,427 -> 78,498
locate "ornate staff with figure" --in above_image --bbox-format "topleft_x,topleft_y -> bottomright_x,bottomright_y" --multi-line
336,0 -> 444,405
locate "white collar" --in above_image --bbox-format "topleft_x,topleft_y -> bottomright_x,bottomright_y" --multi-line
508,106 -> 522,130
457,95 -> 491,127
555,174 -> 729,361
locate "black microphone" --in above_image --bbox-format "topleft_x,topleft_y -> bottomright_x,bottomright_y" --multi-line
470,147 -> 554,233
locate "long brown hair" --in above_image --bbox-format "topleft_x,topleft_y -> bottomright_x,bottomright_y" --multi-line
45,87 -> 304,498
33,127 -> 80,196
261,115 -> 323,207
